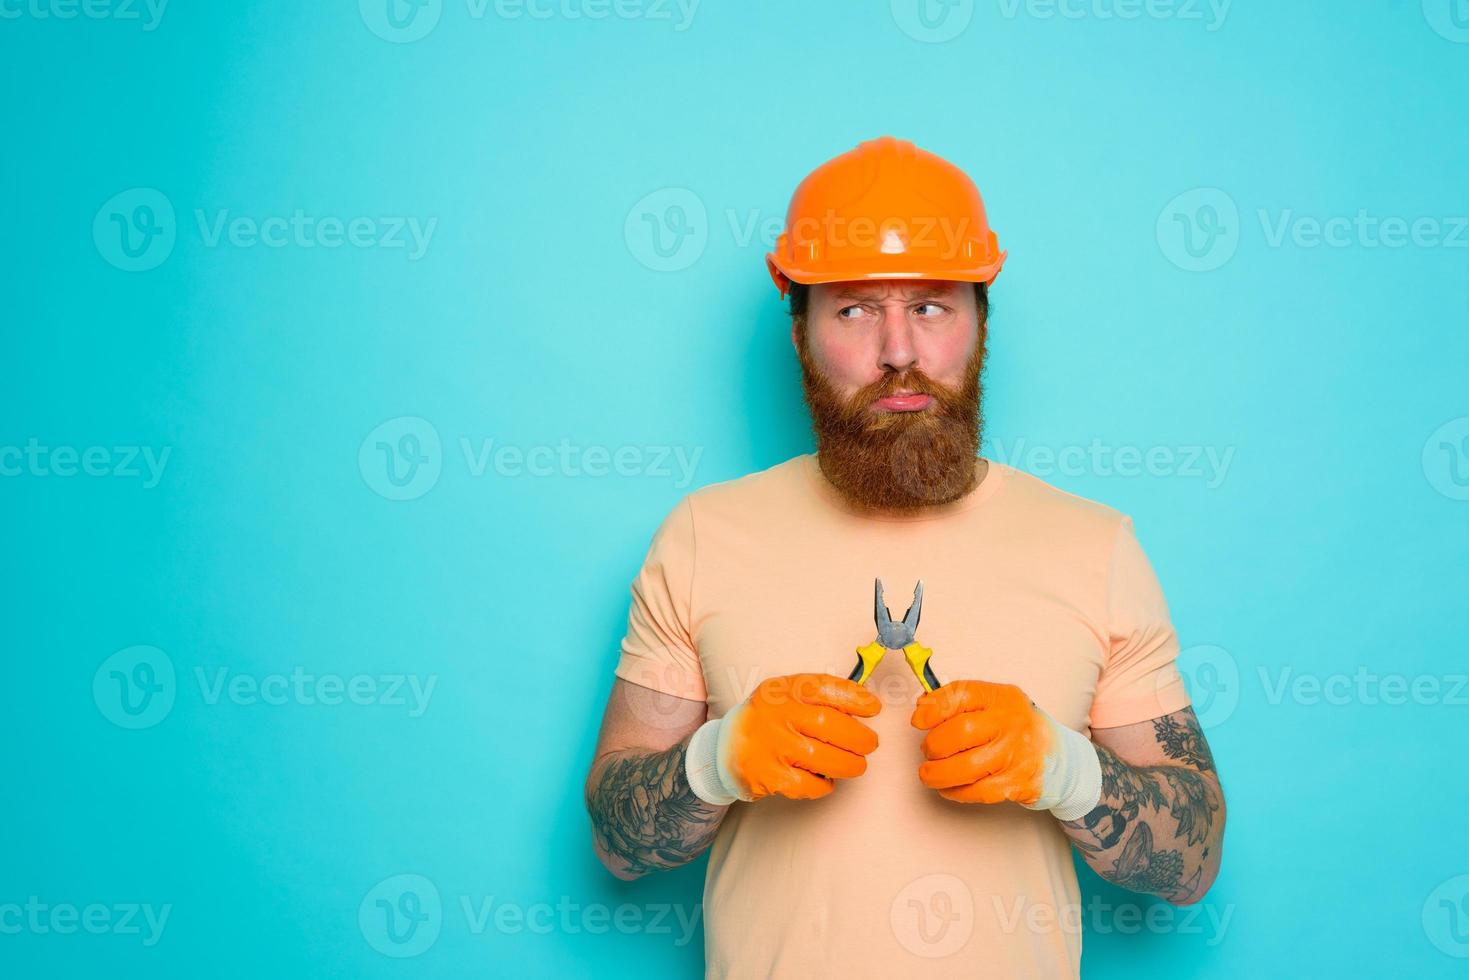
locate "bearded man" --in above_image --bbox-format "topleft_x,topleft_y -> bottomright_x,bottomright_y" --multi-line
584,136 -> 1226,979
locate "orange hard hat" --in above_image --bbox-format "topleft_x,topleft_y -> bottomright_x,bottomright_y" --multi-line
765,136 -> 1006,299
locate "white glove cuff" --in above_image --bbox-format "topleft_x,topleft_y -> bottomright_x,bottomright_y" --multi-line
1023,714 -> 1103,822
684,717 -> 738,806
1048,724 -> 1103,821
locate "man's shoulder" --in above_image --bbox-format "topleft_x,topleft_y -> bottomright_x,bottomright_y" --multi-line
638,456 -> 809,548
682,453 -> 810,512
991,461 -> 1129,539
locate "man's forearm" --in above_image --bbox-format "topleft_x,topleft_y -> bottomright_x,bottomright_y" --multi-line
1058,738 -> 1225,904
586,736 -> 728,880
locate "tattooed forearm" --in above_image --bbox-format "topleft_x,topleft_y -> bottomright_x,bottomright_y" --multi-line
1152,713 -> 1217,771
1060,710 -> 1225,904
586,739 -> 727,879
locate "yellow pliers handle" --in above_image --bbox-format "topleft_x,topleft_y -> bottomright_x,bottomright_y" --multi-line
902,642 -> 942,693
848,641 -> 886,685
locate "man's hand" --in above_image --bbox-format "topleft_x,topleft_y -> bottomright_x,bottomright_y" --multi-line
685,673 -> 881,804
910,680 -> 1102,821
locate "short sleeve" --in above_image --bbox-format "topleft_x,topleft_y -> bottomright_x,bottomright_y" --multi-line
1088,516 -> 1192,729
613,497 -> 707,702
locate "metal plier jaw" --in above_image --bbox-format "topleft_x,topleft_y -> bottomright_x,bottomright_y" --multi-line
848,579 -> 942,692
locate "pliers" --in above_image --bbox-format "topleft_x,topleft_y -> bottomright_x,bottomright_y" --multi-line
848,579 -> 943,692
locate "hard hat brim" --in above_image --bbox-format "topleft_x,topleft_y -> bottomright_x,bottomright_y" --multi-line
766,252 -> 1006,300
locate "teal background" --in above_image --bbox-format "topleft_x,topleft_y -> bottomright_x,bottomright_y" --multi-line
4,1 -> 1469,976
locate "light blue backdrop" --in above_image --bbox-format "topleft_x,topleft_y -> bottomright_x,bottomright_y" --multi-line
4,1 -> 1468,976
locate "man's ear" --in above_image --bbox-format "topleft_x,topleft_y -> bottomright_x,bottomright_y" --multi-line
789,317 -> 801,353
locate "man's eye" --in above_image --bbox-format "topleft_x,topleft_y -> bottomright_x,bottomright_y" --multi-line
837,306 -> 867,319
915,303 -> 947,317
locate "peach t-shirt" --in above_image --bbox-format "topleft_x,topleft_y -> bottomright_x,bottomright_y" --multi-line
614,453 -> 1191,979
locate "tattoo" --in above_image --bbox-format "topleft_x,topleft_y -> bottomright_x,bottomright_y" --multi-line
1152,710 -> 1216,772
1098,747 -> 1168,812
1111,823 -> 1200,902
1062,712 -> 1224,900
1158,766 -> 1216,847
587,741 -> 724,877
1079,744 -> 1221,848
1071,799 -> 1139,853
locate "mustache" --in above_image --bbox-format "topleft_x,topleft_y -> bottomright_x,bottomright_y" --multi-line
863,370 -> 943,401
836,366 -> 971,428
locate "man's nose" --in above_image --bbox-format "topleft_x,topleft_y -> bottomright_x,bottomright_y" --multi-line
877,308 -> 918,375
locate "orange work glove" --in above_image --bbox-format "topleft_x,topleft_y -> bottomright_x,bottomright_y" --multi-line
910,681 -> 1101,821
684,673 -> 881,804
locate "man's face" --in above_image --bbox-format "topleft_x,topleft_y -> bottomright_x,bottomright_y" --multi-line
793,279 -> 987,512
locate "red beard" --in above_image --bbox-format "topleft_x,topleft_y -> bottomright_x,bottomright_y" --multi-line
796,327 -> 987,512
